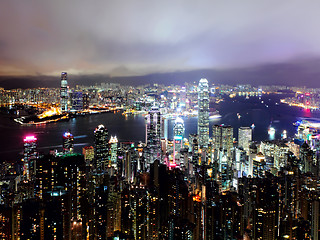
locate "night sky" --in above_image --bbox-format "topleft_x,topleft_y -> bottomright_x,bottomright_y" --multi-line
1,1 -> 320,87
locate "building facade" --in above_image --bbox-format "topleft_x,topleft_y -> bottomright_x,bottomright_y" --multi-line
198,78 -> 210,148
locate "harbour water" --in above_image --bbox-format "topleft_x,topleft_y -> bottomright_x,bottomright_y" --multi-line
1,93 -> 320,162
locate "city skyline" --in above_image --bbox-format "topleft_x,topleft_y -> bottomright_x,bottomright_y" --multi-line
2,1 -> 320,87
0,1 -> 320,238
0,77 -> 319,239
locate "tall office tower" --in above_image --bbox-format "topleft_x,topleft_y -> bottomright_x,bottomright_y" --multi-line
145,106 -> 161,163
23,135 -> 37,181
109,136 -> 118,169
94,124 -> 109,171
173,117 -> 185,164
60,72 -> 68,112
55,154 -> 86,239
197,78 -> 210,148
63,131 -> 74,153
238,127 -> 252,153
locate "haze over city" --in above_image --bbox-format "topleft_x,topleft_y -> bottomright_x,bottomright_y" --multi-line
2,1 -> 320,87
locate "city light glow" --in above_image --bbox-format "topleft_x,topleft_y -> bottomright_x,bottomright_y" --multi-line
24,135 -> 37,142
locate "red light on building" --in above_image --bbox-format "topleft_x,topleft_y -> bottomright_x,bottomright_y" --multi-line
24,136 -> 37,142
169,162 -> 177,168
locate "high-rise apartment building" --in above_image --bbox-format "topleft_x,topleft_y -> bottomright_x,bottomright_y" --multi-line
198,78 -> 209,148
222,125 -> 233,155
82,146 -> 94,166
238,127 -> 252,153
212,125 -> 222,150
212,125 -> 233,155
94,124 -> 109,171
60,72 -> 68,112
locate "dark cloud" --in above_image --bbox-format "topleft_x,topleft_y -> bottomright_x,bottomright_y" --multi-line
1,0 -> 320,85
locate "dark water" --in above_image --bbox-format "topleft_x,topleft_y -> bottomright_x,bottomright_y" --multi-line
1,93 -> 320,162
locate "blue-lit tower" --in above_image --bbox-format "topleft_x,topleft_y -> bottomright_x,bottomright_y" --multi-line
198,78 -> 210,148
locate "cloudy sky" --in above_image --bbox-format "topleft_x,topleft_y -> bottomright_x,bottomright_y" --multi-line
1,0 -> 320,80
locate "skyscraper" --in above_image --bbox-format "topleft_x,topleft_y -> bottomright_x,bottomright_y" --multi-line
238,127 -> 252,153
221,125 -> 233,155
212,125 -> 222,150
173,117 -> 185,164
212,125 -> 233,155
94,124 -> 109,171
60,72 -> 68,112
63,131 -> 74,154
145,106 -> 161,163
198,78 -> 209,148
82,146 -> 94,167
23,135 -> 37,180
109,136 -> 118,169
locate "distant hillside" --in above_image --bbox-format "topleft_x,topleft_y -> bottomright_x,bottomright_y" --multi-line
1,58 -> 320,89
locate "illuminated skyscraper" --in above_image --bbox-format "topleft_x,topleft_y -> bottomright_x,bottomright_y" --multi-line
238,127 -> 252,153
63,131 -> 74,153
173,117 -> 185,164
212,125 -> 222,150
60,72 -> 68,112
221,125 -> 233,155
94,124 -> 109,171
145,106 -> 161,163
198,78 -> 209,148
82,146 -> 94,167
109,136 -> 118,168
23,135 -> 37,180
212,125 -> 233,155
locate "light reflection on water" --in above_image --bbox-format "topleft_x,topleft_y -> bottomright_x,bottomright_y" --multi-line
1,93 -> 320,162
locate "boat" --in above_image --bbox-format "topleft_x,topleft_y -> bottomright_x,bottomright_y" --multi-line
209,110 -> 221,119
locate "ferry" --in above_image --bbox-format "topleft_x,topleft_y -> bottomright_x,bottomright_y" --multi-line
209,110 -> 222,120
